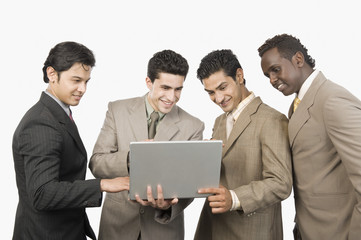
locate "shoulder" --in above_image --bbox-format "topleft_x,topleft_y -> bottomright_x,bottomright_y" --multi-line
174,105 -> 204,126
109,96 -> 144,108
253,99 -> 288,122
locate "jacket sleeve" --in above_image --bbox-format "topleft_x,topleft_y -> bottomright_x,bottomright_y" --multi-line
324,94 -> 361,239
89,102 -> 129,178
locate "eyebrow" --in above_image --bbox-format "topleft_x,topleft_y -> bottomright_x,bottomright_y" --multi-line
204,82 -> 227,92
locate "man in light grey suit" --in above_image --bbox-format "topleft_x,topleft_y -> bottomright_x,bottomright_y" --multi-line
259,34 -> 361,240
89,50 -> 204,240
194,49 -> 292,240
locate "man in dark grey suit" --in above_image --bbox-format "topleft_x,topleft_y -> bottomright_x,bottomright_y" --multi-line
12,41 -> 129,240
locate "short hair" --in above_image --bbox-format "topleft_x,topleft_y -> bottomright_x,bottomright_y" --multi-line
42,41 -> 96,83
147,50 -> 189,83
197,49 -> 244,84
258,34 -> 315,68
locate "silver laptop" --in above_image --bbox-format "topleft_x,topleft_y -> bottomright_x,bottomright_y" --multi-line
129,140 -> 222,200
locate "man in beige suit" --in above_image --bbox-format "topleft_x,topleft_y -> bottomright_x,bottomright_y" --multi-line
194,49 -> 292,240
89,50 -> 204,240
259,34 -> 361,240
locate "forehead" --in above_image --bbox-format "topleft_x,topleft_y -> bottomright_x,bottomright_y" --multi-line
203,70 -> 231,89
153,72 -> 185,87
261,48 -> 287,68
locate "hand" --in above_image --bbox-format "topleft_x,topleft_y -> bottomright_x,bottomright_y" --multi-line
100,177 -> 129,193
198,184 -> 232,214
135,184 -> 178,210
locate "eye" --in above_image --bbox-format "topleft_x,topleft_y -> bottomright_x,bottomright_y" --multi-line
207,91 -> 215,96
272,67 -> 280,74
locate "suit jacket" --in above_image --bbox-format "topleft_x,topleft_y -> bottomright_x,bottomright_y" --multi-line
12,92 -> 102,240
89,95 -> 204,240
194,97 -> 292,240
288,72 -> 361,240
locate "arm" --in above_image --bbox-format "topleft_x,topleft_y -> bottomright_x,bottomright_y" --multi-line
324,94 -> 361,239
234,114 -> 293,214
89,102 -> 129,178
19,118 -> 102,211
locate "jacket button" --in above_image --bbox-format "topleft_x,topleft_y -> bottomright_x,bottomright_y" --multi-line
139,207 -> 145,214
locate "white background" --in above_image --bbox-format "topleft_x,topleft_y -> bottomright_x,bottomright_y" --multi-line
1,1 -> 361,239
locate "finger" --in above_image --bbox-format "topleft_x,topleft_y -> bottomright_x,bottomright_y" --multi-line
198,188 -> 219,194
135,194 -> 147,206
147,186 -> 155,204
170,198 -> 178,205
157,184 -> 164,201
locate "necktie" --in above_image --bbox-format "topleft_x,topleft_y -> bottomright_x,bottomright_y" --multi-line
226,113 -> 234,139
148,111 -> 159,139
293,97 -> 301,112
69,108 -> 74,122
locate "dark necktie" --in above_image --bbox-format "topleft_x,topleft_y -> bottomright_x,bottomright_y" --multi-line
148,111 -> 159,139
69,108 -> 74,122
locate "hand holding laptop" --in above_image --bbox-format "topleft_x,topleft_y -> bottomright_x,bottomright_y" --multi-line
134,184 -> 178,210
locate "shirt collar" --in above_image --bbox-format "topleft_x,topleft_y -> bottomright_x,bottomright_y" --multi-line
297,69 -> 319,100
44,90 -> 71,116
228,92 -> 256,122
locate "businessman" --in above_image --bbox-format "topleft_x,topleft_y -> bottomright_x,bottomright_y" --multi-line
194,49 -> 292,240
89,49 -> 204,240
259,34 -> 361,240
12,41 -> 129,240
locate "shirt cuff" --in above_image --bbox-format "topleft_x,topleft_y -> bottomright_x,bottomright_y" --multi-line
229,190 -> 241,211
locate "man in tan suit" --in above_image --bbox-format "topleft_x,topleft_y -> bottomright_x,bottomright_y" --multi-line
259,34 -> 361,240
194,49 -> 292,240
89,50 -> 204,240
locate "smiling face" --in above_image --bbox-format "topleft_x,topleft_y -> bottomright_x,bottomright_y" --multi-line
203,69 -> 244,113
47,62 -> 91,106
146,72 -> 184,114
261,47 -> 304,96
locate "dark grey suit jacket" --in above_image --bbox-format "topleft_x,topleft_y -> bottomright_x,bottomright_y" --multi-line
12,92 -> 102,240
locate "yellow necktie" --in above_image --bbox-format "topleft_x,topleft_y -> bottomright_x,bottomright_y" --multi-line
293,97 -> 301,112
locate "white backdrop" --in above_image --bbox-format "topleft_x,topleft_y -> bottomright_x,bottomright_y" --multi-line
2,1 -> 361,239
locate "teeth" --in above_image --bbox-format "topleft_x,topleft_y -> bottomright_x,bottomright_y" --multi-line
278,84 -> 283,90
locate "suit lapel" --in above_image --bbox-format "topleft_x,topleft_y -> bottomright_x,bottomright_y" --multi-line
128,96 -> 148,141
40,92 -> 87,157
222,97 -> 262,158
155,105 -> 180,141
288,72 -> 327,147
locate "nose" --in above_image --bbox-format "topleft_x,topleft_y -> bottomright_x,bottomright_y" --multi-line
214,91 -> 224,104
269,72 -> 278,85
166,89 -> 176,102
78,82 -> 87,93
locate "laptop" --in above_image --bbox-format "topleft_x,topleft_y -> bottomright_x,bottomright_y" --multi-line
129,140 -> 222,200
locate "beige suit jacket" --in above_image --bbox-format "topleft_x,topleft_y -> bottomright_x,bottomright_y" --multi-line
89,95 -> 204,240
194,97 -> 292,240
288,72 -> 361,240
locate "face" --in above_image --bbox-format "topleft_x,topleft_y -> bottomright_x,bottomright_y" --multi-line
260,48 -> 303,96
203,69 -> 244,113
146,72 -> 184,114
47,62 -> 91,106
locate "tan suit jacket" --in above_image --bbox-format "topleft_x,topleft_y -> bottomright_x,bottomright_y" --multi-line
288,72 -> 361,240
194,97 -> 292,240
89,95 -> 204,240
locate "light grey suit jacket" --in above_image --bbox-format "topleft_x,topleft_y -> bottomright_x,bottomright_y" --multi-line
89,95 -> 204,240
194,97 -> 292,240
289,72 -> 361,240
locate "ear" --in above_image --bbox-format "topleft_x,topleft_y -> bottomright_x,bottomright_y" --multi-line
236,68 -> 244,84
46,66 -> 58,83
145,77 -> 153,90
293,51 -> 305,68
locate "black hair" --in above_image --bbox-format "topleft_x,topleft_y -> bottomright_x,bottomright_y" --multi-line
258,34 -> 315,68
42,41 -> 95,83
197,49 -> 244,84
147,50 -> 189,83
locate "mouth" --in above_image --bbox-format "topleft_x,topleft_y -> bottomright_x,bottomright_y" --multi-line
73,95 -> 83,101
219,98 -> 231,108
160,99 -> 174,107
274,83 -> 286,92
